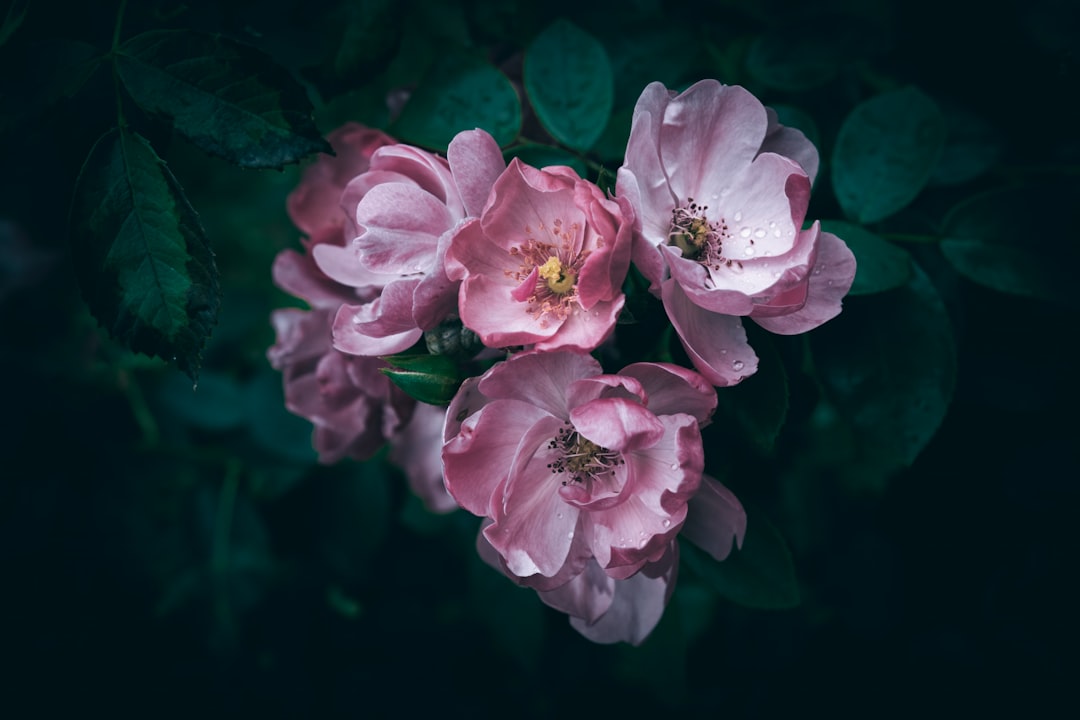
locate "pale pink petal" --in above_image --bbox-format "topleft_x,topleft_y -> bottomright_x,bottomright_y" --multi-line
312,242 -> 396,290
618,362 -> 717,426
389,402 -> 458,514
664,245 -> 755,315
287,122 -> 394,235
617,83 -> 679,251
659,81 -> 768,203
761,107 -> 820,186
753,229 -> 855,334
477,350 -> 601,418
352,183 -> 453,272
710,153 -> 809,263
531,296 -> 623,353
568,542 -> 678,646
331,279 -> 424,356
447,128 -> 506,217
537,558 -> 615,625
480,159 -> 583,254
569,397 -> 664,453
442,398 -> 550,516
271,246 -> 355,309
576,194 -> 633,308
268,308 -> 331,369
445,217 -> 511,282
486,414 -> 579,578
661,279 -> 758,386
682,474 -> 747,560
458,275 -> 553,347
362,144 -> 461,211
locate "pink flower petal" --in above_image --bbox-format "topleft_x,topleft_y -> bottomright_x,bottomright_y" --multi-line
389,402 -> 458,514
618,362 -> 717,426
681,474 -> 747,561
447,129 -> 506,217
569,397 -> 665,453
486,414 -> 580,578
443,398 -> 550,516
761,106 -> 820,186
753,228 -> 856,334
659,81 -> 768,204
661,279 -> 758,386
477,350 -> 601,418
537,558 -> 615,625
331,279 -> 424,356
567,542 -> 678,646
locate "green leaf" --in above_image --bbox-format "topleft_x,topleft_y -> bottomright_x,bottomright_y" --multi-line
810,264 -> 956,478
714,330 -> 788,454
831,87 -> 946,224
503,143 -> 588,177
930,104 -> 1002,186
380,353 -> 461,405
821,220 -> 911,295
156,369 -> 244,431
392,50 -> 521,151
524,19 -> 613,152
116,30 -> 330,169
940,184 -> 1078,308
69,127 -> 219,381
682,505 -> 800,609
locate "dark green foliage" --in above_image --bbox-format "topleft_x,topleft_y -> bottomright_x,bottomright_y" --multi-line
524,19 -> 613,152
115,30 -> 330,169
69,127 -> 220,381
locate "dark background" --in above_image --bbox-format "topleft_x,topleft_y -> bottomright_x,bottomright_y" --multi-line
2,0 -> 1077,715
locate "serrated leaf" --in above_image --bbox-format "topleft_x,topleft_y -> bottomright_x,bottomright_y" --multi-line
524,19 -> 613,151
821,220 -> 911,295
380,352 -> 462,405
810,265 -> 956,477
714,330 -> 788,453
392,51 -> 521,151
682,505 -> 800,609
940,184 -> 1078,308
69,127 -> 219,380
832,87 -> 946,224
116,30 -> 329,169
503,143 -> 588,177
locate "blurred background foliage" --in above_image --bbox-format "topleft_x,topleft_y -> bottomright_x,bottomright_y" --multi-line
1,0 -> 1078,715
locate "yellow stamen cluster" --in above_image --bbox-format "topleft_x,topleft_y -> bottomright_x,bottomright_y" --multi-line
538,257 -> 576,294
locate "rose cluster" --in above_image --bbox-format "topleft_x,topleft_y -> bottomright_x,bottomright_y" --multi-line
269,80 -> 856,644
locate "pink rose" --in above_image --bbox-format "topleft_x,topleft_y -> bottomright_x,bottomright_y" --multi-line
616,80 -> 855,386
442,351 -> 715,585
313,130 -> 507,356
268,308 -> 412,463
446,159 -> 632,352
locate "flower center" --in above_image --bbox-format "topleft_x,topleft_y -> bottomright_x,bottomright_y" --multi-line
538,256 -> 576,294
668,198 -> 742,272
547,423 -> 623,486
506,217 -> 588,327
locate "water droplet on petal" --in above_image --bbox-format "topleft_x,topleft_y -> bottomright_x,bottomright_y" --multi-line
773,228 -> 782,238
744,246 -> 755,257
771,271 -> 781,278
662,519 -> 671,528
556,512 -> 563,519
567,531 -> 574,539
754,228 -> 767,239
670,462 -> 679,470
739,227 -> 752,238
769,221 -> 776,228
720,349 -> 728,355
733,210 -> 742,221
732,360 -> 745,371
721,187 -> 731,197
